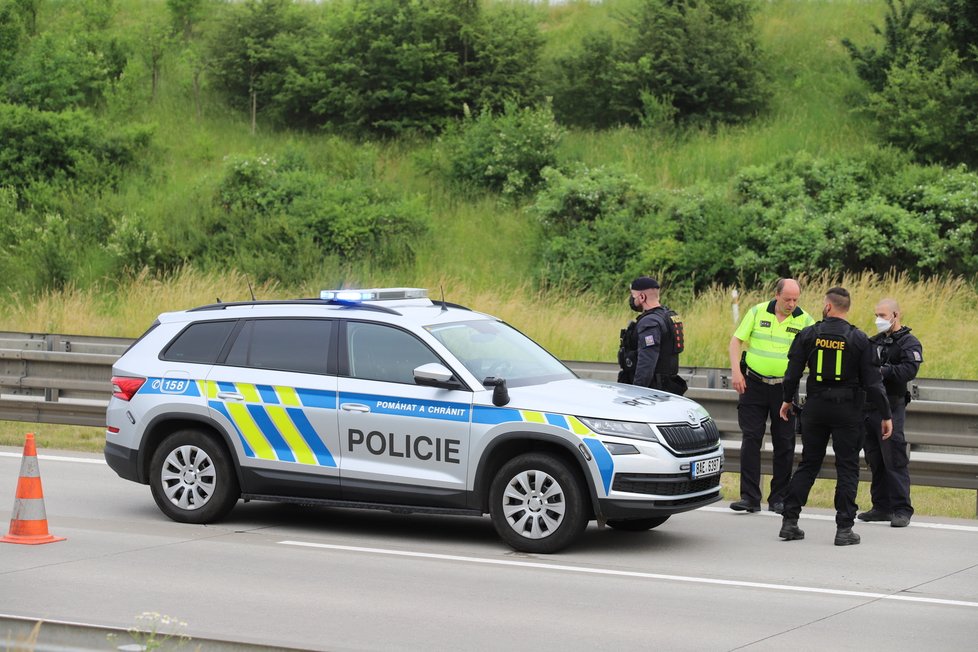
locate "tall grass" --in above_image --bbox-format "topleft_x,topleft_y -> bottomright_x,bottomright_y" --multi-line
1,268 -> 975,380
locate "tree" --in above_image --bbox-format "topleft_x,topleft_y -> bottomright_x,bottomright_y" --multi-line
167,0 -> 204,42
136,14 -> 172,101
309,0 -> 465,136
550,0 -> 770,128
206,0 -> 309,134
290,0 -> 542,136
0,1 -> 25,83
844,0 -> 978,166
842,0 -> 932,93
11,0 -> 40,37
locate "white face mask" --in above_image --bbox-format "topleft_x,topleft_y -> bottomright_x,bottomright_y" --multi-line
874,316 -> 893,333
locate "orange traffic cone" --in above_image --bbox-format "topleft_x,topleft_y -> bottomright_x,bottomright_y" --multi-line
1,433 -> 65,545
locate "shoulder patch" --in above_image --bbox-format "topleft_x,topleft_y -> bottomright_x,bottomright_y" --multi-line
913,351 -> 922,362
643,334 -> 656,347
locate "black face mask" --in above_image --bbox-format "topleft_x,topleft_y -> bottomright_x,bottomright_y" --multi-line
629,296 -> 642,312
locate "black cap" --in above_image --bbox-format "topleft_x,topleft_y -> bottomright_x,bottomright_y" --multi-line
630,276 -> 660,291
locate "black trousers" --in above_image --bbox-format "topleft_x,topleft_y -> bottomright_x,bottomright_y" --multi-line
737,376 -> 796,506
783,395 -> 863,528
863,399 -> 913,516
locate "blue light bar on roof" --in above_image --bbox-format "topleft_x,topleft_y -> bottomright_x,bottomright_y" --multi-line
320,288 -> 428,301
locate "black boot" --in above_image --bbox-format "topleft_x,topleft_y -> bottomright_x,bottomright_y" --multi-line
779,518 -> 805,541
834,527 -> 861,546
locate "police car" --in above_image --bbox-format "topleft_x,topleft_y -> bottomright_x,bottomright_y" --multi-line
104,288 -> 723,553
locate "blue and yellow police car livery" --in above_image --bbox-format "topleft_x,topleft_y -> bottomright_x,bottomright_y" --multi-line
105,288 -> 722,553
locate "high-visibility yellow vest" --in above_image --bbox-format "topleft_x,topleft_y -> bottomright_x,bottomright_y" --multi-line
734,300 -> 815,377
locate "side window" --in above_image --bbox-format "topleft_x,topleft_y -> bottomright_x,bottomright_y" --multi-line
347,322 -> 439,384
162,320 -> 237,364
225,319 -> 331,375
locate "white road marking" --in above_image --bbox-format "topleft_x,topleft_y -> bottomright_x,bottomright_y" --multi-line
279,540 -> 978,609
3,451 -> 975,530
0,451 -> 105,464
702,506 -> 978,532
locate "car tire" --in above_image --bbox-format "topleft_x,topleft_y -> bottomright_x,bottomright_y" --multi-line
149,429 -> 240,524
605,515 -> 670,531
489,452 -> 589,554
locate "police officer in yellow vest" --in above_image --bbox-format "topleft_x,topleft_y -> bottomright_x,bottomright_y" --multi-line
777,286 -> 892,546
728,279 -> 814,514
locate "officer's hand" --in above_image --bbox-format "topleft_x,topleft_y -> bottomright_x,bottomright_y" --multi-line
779,401 -> 792,421
881,419 -> 893,440
732,371 -> 746,394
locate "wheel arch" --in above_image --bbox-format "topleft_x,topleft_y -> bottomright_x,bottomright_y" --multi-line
137,413 -> 242,486
472,432 -> 601,518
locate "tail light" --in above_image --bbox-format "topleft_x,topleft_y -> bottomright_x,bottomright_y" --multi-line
111,376 -> 146,401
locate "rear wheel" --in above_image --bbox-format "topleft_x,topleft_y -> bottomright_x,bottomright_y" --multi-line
149,429 -> 239,524
489,453 -> 589,554
606,516 -> 670,531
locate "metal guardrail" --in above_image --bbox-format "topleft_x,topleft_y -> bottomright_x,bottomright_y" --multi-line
1,331 -> 976,510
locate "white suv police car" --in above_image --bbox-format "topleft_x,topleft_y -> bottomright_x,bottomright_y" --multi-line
105,288 -> 722,553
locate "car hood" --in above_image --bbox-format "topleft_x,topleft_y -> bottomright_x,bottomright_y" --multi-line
499,378 -> 710,425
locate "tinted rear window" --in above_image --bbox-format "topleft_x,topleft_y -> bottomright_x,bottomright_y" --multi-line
162,320 -> 237,364
225,319 -> 331,374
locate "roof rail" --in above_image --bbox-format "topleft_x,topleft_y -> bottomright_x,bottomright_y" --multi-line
188,299 -> 402,316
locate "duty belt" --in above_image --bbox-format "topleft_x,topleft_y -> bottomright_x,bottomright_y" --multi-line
746,367 -> 783,385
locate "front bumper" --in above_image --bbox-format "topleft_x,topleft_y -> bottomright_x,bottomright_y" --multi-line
597,485 -> 722,520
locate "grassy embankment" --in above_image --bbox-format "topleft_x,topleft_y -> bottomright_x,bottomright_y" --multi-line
1,1 -> 975,518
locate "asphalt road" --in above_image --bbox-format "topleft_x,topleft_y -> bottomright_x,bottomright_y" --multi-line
2,447 -> 977,651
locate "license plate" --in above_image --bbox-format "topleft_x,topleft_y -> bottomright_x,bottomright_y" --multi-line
692,456 -> 721,479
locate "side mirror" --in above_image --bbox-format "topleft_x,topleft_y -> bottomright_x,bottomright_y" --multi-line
414,363 -> 462,389
483,376 -> 510,407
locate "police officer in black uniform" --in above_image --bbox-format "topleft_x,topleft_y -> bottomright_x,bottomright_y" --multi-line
618,277 -> 686,395
858,298 -> 923,528
777,287 -> 893,546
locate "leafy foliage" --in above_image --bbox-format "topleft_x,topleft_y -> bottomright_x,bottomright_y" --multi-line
533,165 -> 678,293
301,0 -> 543,136
205,0 -> 314,129
536,150 -> 978,291
844,0 -> 978,166
867,52 -> 978,167
441,101 -> 563,197
0,103 -> 152,188
209,154 -> 429,284
550,0 -> 770,128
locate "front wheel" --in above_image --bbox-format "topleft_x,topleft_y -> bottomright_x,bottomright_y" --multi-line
606,515 -> 670,531
489,453 -> 589,554
149,429 -> 240,524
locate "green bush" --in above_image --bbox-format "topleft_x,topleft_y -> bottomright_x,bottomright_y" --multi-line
0,103 -> 152,188
868,52 -> 978,167
731,150 -> 969,279
536,149 -> 978,292
274,0 -> 544,136
205,0 -> 314,129
531,164 -> 658,231
533,164 -> 678,292
209,154 -> 429,284
549,31 -> 637,129
442,101 -> 563,197
844,0 -> 978,167
548,0 -> 770,128
458,3 -> 544,115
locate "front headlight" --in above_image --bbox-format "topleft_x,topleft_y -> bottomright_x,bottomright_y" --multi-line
577,417 -> 660,443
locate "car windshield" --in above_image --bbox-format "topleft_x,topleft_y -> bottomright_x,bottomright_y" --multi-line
425,319 -> 575,387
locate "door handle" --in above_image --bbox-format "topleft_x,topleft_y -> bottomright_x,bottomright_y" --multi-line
217,392 -> 244,401
341,403 -> 371,413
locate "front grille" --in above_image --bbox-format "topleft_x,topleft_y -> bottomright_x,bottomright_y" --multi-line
612,472 -> 721,496
657,418 -> 720,454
